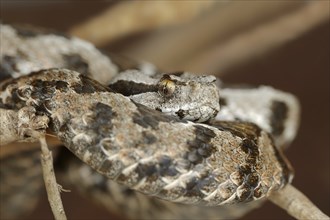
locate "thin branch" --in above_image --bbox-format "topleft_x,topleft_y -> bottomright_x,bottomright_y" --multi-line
122,1 -> 303,71
39,134 -> 67,220
180,1 -> 329,74
70,1 -> 215,46
269,184 -> 329,220
0,106 -> 67,219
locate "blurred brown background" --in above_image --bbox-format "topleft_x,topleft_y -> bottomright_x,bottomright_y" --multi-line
1,1 -> 329,220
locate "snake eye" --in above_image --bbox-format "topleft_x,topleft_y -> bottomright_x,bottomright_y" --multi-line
158,75 -> 176,97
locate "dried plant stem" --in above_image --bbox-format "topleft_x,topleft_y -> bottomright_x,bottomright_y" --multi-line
70,1 -> 215,46
39,135 -> 67,220
122,1 -> 302,71
269,184 -> 329,220
182,1 -> 329,74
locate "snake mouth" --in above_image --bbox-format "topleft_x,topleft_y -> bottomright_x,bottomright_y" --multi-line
156,105 -> 219,122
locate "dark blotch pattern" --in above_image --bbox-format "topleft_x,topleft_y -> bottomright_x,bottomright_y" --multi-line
0,87 -> 25,110
89,102 -> 117,140
132,102 -> 183,129
184,176 -> 204,200
237,184 -> 253,202
212,122 -> 260,162
109,80 -> 158,96
72,75 -> 109,94
196,176 -> 218,197
30,79 -> 70,114
270,100 -> 288,136
240,138 -> 259,165
142,131 -> 157,144
54,81 -> 69,92
97,159 -> 124,179
246,173 -> 259,188
211,121 -> 261,142
63,54 -> 89,75
30,79 -> 56,101
136,163 -> 158,177
211,121 -> 292,201
158,156 -> 178,177
68,102 -> 118,171
211,121 -> 262,201
186,125 -> 217,165
4,78 -> 70,126
126,155 -> 179,184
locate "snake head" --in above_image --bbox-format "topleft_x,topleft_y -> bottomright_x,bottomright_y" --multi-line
108,70 -> 221,122
126,72 -> 220,122
157,73 -> 221,122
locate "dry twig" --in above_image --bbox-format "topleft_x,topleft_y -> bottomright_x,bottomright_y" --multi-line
0,107 -> 67,220
181,1 -> 330,74
70,1 -> 215,46
39,134 -> 67,220
121,1 -> 303,71
269,184 -> 329,220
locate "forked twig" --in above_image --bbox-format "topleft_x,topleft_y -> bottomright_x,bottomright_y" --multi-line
269,184 -> 329,220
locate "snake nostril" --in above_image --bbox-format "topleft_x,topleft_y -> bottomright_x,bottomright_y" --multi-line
175,109 -> 186,119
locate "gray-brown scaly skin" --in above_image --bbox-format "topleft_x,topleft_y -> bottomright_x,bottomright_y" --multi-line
0,24 -> 118,84
109,70 -> 300,146
61,154 -> 265,220
0,23 -> 300,146
0,23 -> 300,219
0,69 -> 293,206
109,70 -> 220,122
216,84 -> 300,149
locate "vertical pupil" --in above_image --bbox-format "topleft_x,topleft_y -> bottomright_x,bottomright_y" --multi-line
163,87 -> 168,95
158,78 -> 175,97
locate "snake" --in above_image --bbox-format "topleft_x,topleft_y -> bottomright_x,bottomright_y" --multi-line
0,23 -> 301,219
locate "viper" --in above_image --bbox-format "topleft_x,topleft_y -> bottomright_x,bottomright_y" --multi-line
1,23 -> 325,220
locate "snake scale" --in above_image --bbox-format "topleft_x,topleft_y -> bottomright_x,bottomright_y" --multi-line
0,23 -> 301,219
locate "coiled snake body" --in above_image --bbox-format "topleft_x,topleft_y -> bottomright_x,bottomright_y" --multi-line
0,24 -> 301,219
